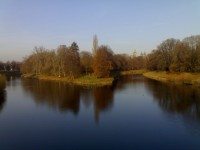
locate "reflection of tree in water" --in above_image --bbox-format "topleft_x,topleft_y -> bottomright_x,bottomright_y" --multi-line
93,86 -> 114,123
81,89 -> 93,108
21,79 -> 114,120
114,75 -> 145,90
144,79 -> 200,120
0,90 -> 6,112
6,76 -> 20,87
0,79 -> 6,112
22,79 -> 80,115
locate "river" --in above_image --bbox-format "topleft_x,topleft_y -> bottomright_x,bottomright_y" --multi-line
0,75 -> 200,149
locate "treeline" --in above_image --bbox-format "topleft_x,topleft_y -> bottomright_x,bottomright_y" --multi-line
21,34 -> 200,78
21,36 -> 147,78
0,61 -> 20,71
21,42 -> 81,78
146,35 -> 200,72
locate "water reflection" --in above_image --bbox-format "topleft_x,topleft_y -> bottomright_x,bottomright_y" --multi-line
2,75 -> 200,149
6,76 -> 21,87
21,76 -> 200,124
145,79 -> 200,120
22,79 -> 80,114
21,79 -> 114,122
0,90 -> 6,112
0,78 -> 6,112
93,87 -> 114,123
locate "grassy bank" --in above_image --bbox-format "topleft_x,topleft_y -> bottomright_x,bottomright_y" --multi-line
143,71 -> 200,86
121,69 -> 147,75
22,74 -> 114,87
73,75 -> 114,86
22,70 -> 146,86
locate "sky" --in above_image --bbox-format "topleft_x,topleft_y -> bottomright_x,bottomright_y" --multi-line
0,0 -> 200,62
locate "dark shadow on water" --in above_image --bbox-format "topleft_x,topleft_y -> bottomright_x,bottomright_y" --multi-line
113,74 -> 145,91
144,78 -> 200,121
21,79 -> 115,123
0,90 -> 6,112
21,75 -> 200,125
93,86 -> 114,123
21,79 -> 81,114
0,80 -> 6,113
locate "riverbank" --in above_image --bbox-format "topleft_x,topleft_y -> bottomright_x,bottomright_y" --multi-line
22,70 -> 146,86
121,69 -> 147,75
22,74 -> 114,87
143,71 -> 200,86
0,70 -> 21,76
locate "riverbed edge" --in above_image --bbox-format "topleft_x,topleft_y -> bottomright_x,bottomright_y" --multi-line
22,74 -> 114,87
143,71 -> 200,87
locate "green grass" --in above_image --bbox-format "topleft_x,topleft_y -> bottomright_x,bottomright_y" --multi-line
143,71 -> 200,86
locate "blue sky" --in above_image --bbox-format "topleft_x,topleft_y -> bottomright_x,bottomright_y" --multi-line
0,0 -> 200,61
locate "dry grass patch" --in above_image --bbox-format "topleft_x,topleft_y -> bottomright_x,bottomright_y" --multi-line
22,74 -> 114,87
121,70 -> 147,75
143,71 -> 200,86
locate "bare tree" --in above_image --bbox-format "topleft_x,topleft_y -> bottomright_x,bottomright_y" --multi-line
157,38 -> 180,71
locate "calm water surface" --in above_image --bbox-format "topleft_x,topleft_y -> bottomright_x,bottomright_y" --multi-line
0,75 -> 200,149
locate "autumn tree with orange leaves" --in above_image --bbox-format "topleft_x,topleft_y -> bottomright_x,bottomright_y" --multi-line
93,45 -> 113,78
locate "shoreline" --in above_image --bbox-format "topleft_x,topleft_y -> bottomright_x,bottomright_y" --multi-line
143,71 -> 200,87
121,69 -> 147,75
22,70 -> 146,87
21,70 -> 200,87
22,74 -> 114,87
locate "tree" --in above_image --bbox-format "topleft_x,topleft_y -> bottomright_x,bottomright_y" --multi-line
21,54 -> 35,74
33,46 -> 46,74
80,51 -> 93,74
182,35 -> 200,72
42,50 -> 57,75
10,61 -> 20,71
68,42 -> 81,77
132,49 -> 138,70
70,42 -> 79,52
57,46 -> 68,77
93,45 -> 113,78
146,50 -> 162,70
170,42 -> 190,72
157,38 -> 180,71
92,34 -> 98,56
112,54 -> 129,71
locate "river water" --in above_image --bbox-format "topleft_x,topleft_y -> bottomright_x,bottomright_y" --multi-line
0,75 -> 200,149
